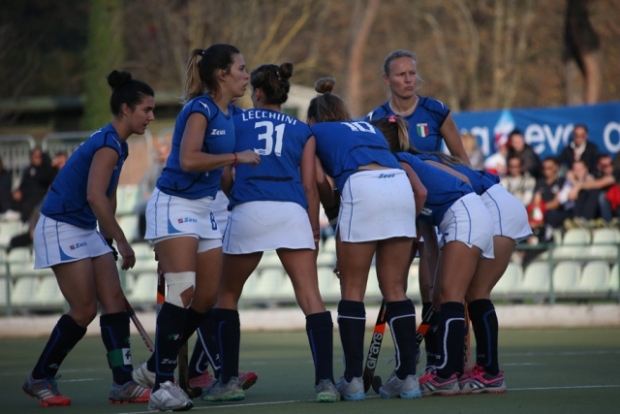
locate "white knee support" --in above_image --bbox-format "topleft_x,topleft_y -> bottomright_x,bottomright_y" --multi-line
164,271 -> 196,308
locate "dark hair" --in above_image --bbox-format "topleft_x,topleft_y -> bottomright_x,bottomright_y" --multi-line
184,44 -> 240,102
250,62 -> 293,105
507,154 -> 523,165
573,124 -> 589,134
508,128 -> 523,139
307,78 -> 352,122
371,116 -> 466,166
543,156 -> 559,165
107,70 -> 154,116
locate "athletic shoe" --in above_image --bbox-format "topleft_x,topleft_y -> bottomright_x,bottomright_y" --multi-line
315,379 -> 340,403
458,373 -> 472,395
22,375 -> 71,407
109,380 -> 151,404
201,377 -> 245,402
189,371 -> 215,390
335,376 -> 365,401
148,381 -> 193,411
132,361 -> 155,389
379,372 -> 422,399
239,370 -> 258,390
469,365 -> 507,394
419,369 -> 460,397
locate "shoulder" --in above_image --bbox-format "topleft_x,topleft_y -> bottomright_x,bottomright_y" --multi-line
365,102 -> 391,121
187,95 -> 220,121
418,96 -> 450,116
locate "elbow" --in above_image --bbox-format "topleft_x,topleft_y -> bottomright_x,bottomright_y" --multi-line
180,158 -> 193,172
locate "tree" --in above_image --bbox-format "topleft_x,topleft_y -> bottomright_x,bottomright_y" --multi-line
82,0 -> 125,130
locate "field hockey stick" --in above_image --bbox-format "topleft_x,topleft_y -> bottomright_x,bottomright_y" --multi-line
157,263 -> 201,399
124,297 -> 155,352
363,300 -> 387,393
370,305 -> 436,394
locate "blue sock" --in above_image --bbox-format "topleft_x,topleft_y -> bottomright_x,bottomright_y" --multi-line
213,308 -> 240,384
337,300 -> 365,382
468,299 -> 499,375
386,300 -> 417,379
32,314 -> 86,380
435,302 -> 465,379
100,312 -> 133,384
153,303 -> 188,391
306,311 -> 334,385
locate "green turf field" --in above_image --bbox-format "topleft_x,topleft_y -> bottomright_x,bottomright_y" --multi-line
2,327 -> 619,414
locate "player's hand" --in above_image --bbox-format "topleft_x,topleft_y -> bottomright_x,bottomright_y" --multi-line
237,149 -> 261,167
116,239 -> 136,270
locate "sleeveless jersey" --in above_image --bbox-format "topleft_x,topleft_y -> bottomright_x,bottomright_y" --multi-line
311,121 -> 401,192
396,152 -> 472,226
42,123 -> 128,229
230,109 -> 312,209
365,96 -> 450,152
157,94 -> 235,199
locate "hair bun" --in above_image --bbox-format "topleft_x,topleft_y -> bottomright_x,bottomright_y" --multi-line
277,63 -> 294,81
314,77 -> 335,94
107,70 -> 133,89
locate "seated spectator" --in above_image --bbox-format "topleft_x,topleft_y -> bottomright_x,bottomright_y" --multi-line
461,132 -> 485,170
500,154 -> 536,206
484,134 -> 509,177
0,156 -> 15,215
580,154 -> 616,223
12,147 -> 56,223
557,124 -> 600,175
558,159 -> 600,224
508,128 -> 542,179
532,157 -> 574,229
135,142 -> 171,240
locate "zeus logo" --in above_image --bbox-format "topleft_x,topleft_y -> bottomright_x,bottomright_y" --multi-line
365,332 -> 383,370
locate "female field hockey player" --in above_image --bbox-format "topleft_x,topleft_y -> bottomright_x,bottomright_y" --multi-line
365,50 -> 470,360
309,78 -> 424,401
372,116 -> 495,397
201,63 -> 339,403
24,70 -> 154,407
131,44 -> 260,412
405,147 -> 531,394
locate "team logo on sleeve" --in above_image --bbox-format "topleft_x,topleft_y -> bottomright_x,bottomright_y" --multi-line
416,123 -> 429,138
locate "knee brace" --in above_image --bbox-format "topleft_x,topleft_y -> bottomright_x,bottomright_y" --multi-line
164,271 -> 196,308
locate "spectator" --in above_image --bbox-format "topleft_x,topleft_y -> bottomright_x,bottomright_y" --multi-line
484,134 -> 509,177
500,154 -> 536,206
12,147 -> 56,222
462,132 -> 485,170
580,154 -> 615,223
533,157 -> 574,229
0,156 -> 14,215
134,142 -> 171,240
558,159 -> 600,224
507,129 -> 542,179
557,124 -> 600,175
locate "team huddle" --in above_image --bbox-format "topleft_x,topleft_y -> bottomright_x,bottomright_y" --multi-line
22,45 -> 530,411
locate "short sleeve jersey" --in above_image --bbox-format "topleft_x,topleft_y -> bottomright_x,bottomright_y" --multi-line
365,96 -> 450,152
396,152 -> 472,226
311,121 -> 401,192
42,123 -> 128,229
157,94 -> 235,199
230,109 -> 313,209
416,153 -> 499,195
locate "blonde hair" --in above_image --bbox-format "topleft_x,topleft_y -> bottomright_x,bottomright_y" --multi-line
183,44 -> 240,103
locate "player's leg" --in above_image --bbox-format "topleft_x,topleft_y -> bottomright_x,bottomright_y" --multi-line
375,236 -> 421,399
94,253 -> 150,403
279,248 -> 338,402
201,251 -> 260,402
23,259 -> 95,407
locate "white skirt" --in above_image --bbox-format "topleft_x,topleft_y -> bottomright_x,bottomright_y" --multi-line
33,214 -> 112,269
211,190 -> 231,236
438,193 -> 495,259
481,184 -> 533,242
223,201 -> 314,254
145,188 -> 222,246
338,169 -> 417,242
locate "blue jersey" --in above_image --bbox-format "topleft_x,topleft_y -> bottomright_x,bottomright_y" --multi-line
416,153 -> 499,195
157,94 -> 235,199
311,121 -> 401,192
42,123 -> 128,229
365,96 -> 450,152
396,152 -> 472,226
230,109 -> 312,209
